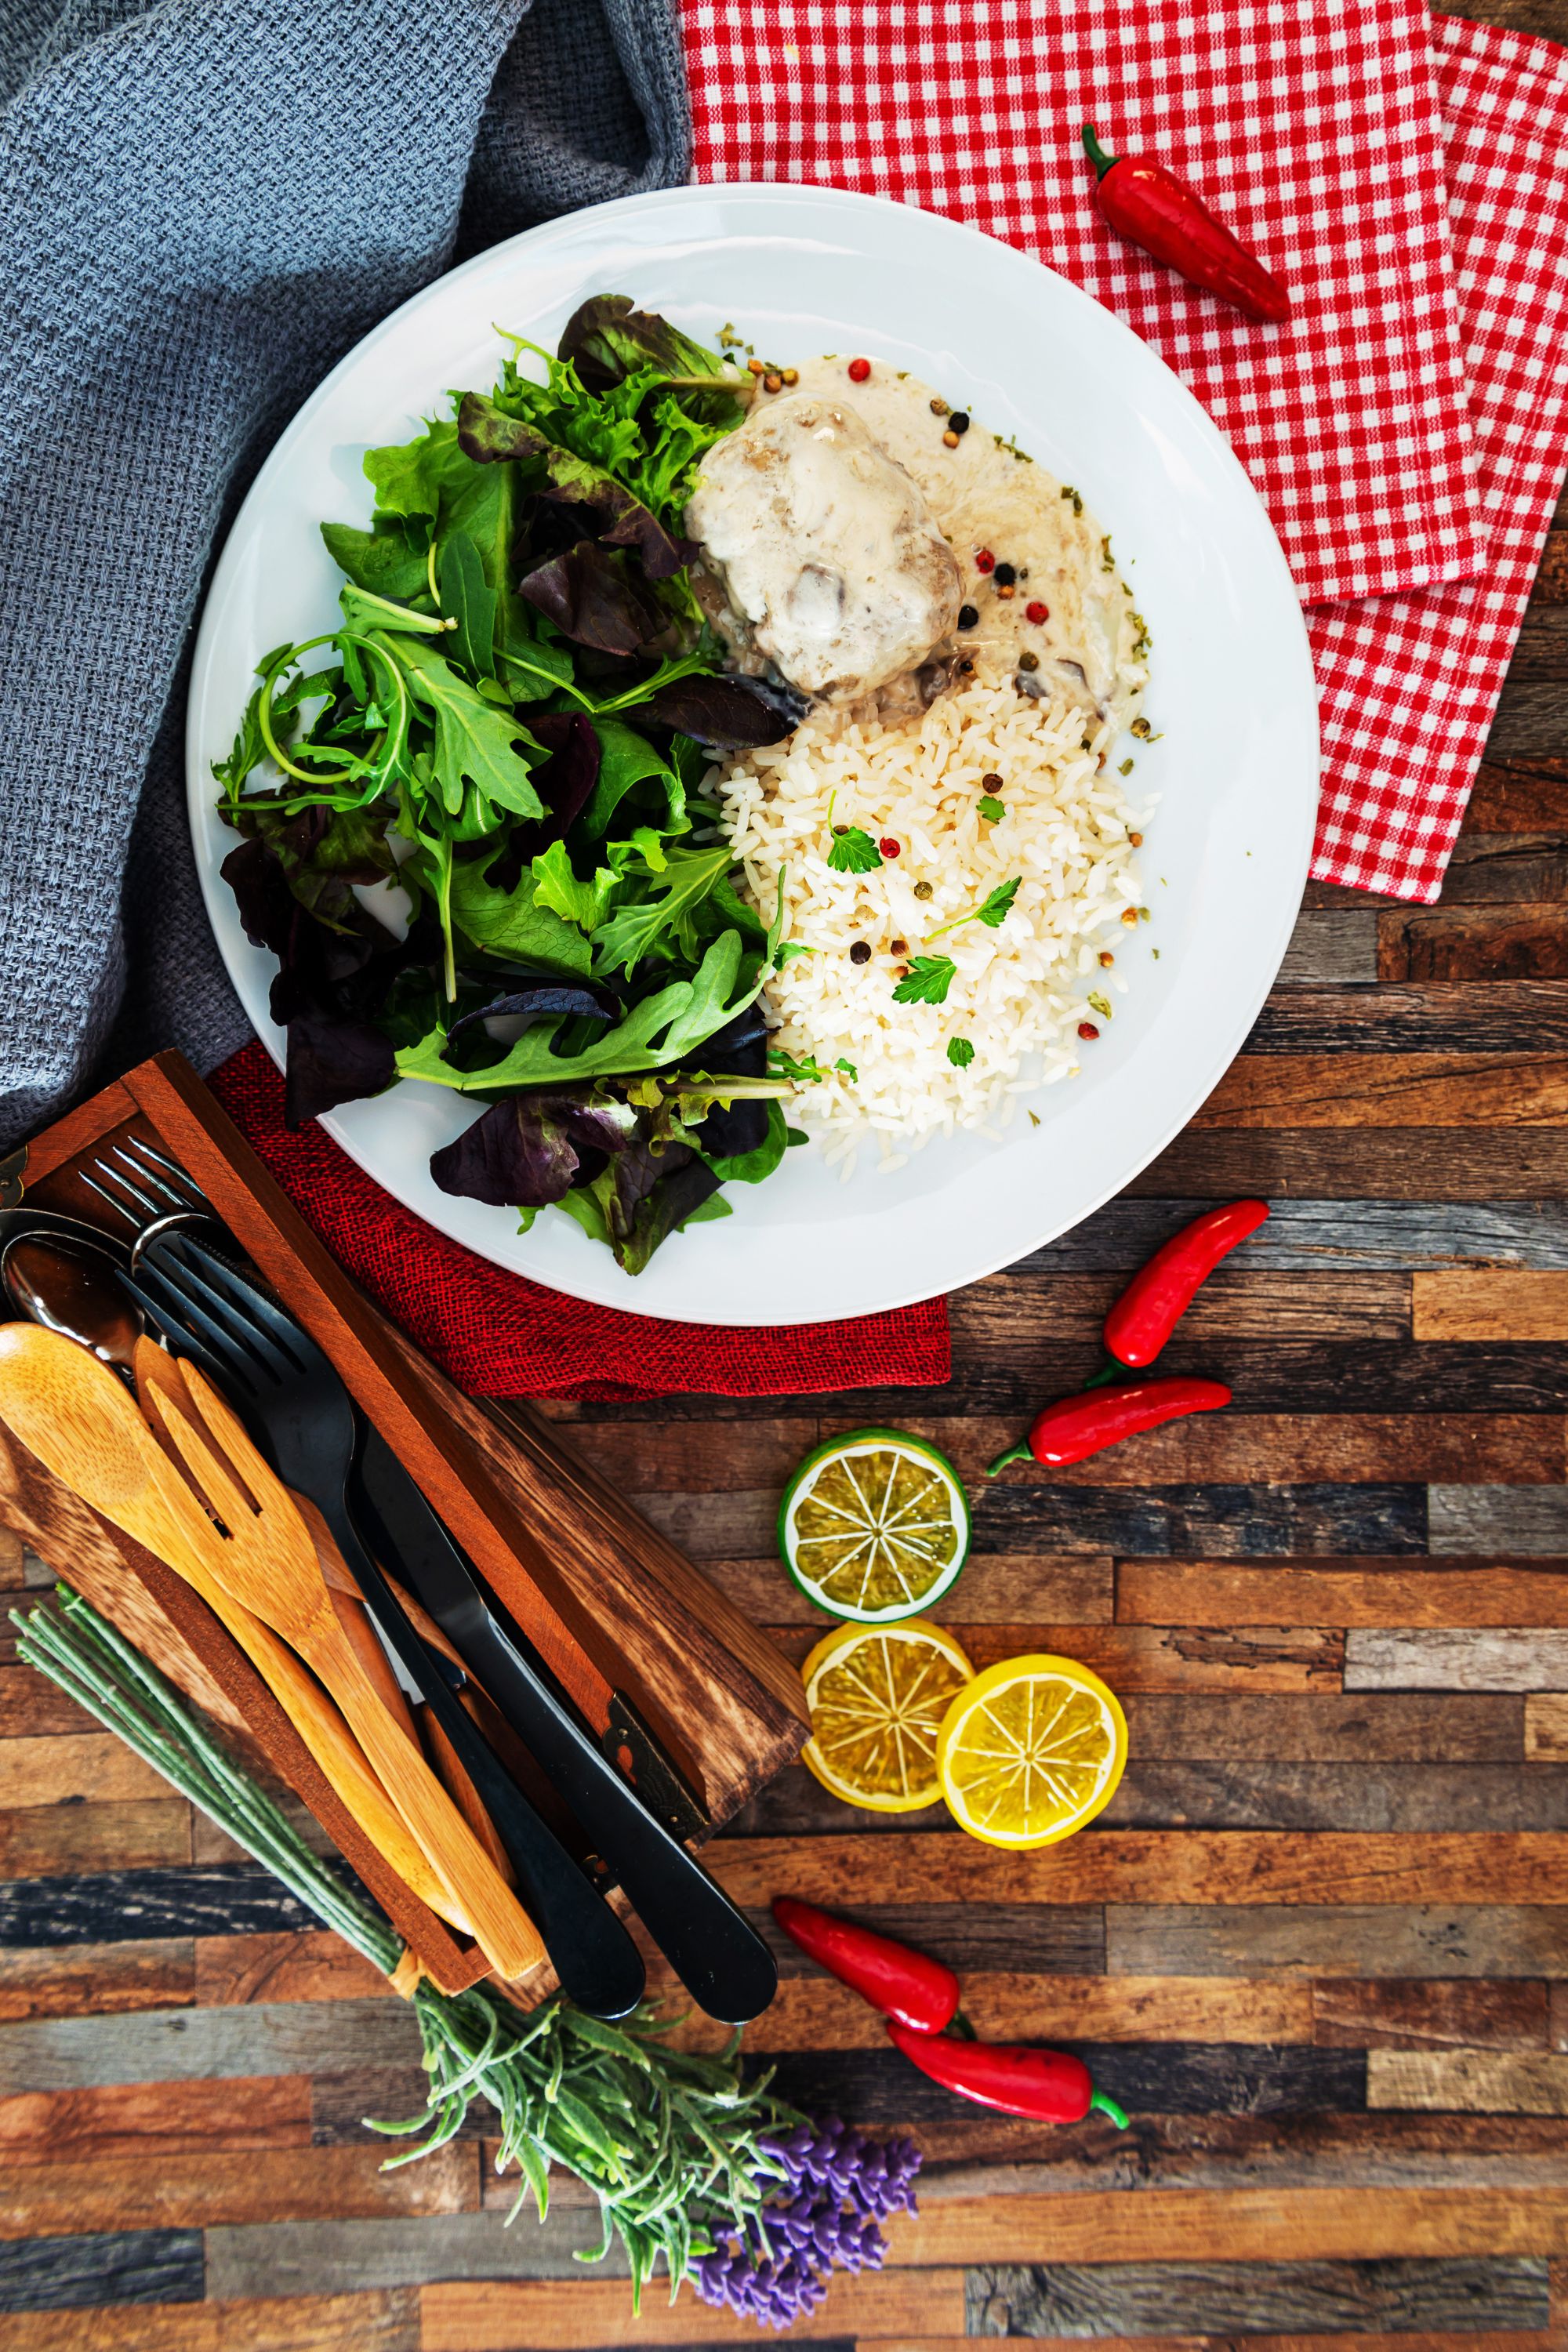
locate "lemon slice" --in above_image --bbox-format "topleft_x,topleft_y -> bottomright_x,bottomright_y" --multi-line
800,1618 -> 975,1812
937,1654 -> 1127,1849
779,1428 -> 971,1624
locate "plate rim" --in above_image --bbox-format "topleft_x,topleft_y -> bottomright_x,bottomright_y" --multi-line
187,177 -> 1319,1326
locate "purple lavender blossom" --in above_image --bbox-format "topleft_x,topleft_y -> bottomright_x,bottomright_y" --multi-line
694,2119 -> 921,2329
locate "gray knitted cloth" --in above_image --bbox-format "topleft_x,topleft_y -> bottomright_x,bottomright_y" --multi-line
0,0 -> 690,1152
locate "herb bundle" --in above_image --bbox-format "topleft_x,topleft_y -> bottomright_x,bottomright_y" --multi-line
13,1586 -> 920,2327
215,296 -> 808,1272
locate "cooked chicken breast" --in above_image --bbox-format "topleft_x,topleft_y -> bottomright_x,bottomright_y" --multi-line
684,392 -> 963,701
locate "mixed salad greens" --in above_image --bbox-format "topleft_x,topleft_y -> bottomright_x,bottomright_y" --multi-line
216,297 -> 810,1273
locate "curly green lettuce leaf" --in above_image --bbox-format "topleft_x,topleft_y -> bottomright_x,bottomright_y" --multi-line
457,393 -> 684,579
590,843 -> 733,978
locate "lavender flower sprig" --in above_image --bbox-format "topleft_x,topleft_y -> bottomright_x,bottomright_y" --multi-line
694,2117 -> 923,2329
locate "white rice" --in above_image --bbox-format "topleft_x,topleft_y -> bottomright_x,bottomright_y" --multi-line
713,662 -> 1149,1171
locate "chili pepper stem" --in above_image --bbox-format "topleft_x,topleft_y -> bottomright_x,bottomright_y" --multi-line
1079,1358 -> 1125,1391
985,1440 -> 1036,1476
1081,124 -> 1119,180
1091,2088 -> 1131,2129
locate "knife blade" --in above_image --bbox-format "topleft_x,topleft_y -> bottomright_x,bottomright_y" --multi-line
352,1425 -> 778,2025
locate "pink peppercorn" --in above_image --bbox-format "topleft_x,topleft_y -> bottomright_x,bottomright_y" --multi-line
975,549 -> 996,573
1077,1021 -> 1100,1040
880,837 -> 901,858
848,357 -> 871,383
1026,601 -> 1050,624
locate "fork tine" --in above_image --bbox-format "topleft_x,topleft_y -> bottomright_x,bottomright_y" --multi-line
172,1240 -> 329,1375
118,1264 -> 268,1396
119,1137 -> 212,1210
77,1171 -> 144,1230
107,1144 -> 189,1215
84,1155 -> 165,1222
179,1363 -> 298,1521
154,1388 -> 262,1534
140,1248 -> 297,1385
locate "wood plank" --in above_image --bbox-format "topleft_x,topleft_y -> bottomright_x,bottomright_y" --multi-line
0,1943 -> 193,2025
1430,1490 -> 1568,1555
1105,1907 -> 1568,1979
419,2271 -> 966,2349
0,1863 -> 347,1949
875,2339 -> 1564,2352
718,1832 -> 1568,1908
0,2291 -> 419,2351
1468,761 -> 1568,835
1122,1693 -> 1523,1762
1417,1271 -> 1568,1339
0,1669 -> 96,1740
0,2225 -> 202,2315
1194,1055 -> 1568,1127
964,2256 -> 1550,2336
0,1997 -> 419,2093
1249,983 -> 1568,1051
1278,910 -> 1379,982
0,2142 -> 476,2240
0,1802 -> 190,1881
1312,1981 -> 1551,2052
767,1621 -> 1346,1692
704,1552 -> 1114,1626
0,1738 -> 166,1810
194,1933 -> 389,2009
1009,1197 -> 1568,1272
962,1269 -> 1411,1344
891,2189 -> 1568,2262
0,2074 -> 309,2165
1527,1697 -> 1568,1760
1345,1632 -> 1568,1691
1118,1561 -> 1568,1628
1130,1131 -> 1568,1199
1368,2051 -> 1568,2114
1377,907 -> 1568,982
765,2041 -> 1363,2122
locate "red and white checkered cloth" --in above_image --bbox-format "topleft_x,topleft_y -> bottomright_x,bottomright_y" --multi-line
680,3 -> 1568,901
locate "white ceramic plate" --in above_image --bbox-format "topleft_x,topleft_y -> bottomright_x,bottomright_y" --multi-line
187,183 -> 1317,1327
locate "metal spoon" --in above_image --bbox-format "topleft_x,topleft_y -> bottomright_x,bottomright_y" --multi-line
2,1236 -> 140,1375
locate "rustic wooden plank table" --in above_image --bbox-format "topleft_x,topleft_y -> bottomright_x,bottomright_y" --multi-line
3,6 -> 1567,2338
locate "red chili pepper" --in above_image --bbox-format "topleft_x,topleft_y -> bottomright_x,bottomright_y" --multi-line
1082,125 -> 1290,325
773,1897 -> 959,2033
1103,1200 -> 1270,1369
987,1375 -> 1231,1475
887,2020 -> 1128,2125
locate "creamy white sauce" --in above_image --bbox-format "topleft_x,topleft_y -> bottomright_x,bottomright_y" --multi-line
684,390 -> 962,699
691,359 -> 1149,733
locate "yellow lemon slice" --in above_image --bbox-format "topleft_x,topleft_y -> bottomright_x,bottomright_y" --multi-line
936,1654 -> 1127,1849
800,1617 -> 975,1813
779,1428 -> 970,1624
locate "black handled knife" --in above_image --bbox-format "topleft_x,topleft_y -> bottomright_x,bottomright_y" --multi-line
351,1426 -> 778,2025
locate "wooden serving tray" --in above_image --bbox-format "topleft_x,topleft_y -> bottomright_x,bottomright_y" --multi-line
0,1051 -> 808,1996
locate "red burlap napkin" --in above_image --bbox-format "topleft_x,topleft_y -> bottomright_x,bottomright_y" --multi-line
209,1044 -> 949,1399
679,2 -> 1568,900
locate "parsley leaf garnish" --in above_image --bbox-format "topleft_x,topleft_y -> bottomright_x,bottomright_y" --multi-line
946,1037 -> 975,1067
927,876 -> 1022,940
977,795 -> 1006,823
893,955 -> 956,1005
826,826 -> 884,873
776,940 -> 818,965
768,1047 -> 828,1082
835,1056 -> 858,1080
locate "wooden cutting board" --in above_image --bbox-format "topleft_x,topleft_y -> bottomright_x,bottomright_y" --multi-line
0,1051 -> 808,1996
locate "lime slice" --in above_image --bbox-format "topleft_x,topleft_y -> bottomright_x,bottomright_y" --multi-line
936,1653 -> 1127,1849
801,1617 -> 976,1811
779,1427 -> 971,1623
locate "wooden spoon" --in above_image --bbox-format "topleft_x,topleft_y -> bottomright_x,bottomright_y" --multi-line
150,1361 -> 543,1980
0,1324 -> 471,1935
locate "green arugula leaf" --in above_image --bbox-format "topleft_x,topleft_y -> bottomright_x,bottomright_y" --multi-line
678,1192 -> 733,1227
320,519 -> 428,601
892,955 -> 957,1005
826,826 -> 883,874
438,533 -> 497,680
946,1036 -> 975,1067
699,1097 -> 789,1184
591,843 -> 732,978
457,393 -> 682,578
448,861 -> 591,978
578,717 -> 686,843
370,633 -> 543,821
929,876 -> 1022,938
340,585 -> 448,640
395,930 -> 763,1092
531,839 -> 619,933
